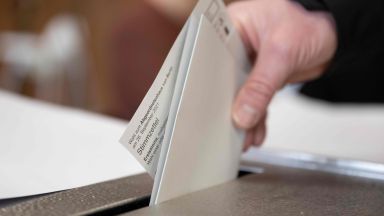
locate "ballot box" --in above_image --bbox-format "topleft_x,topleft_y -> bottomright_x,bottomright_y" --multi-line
1,161 -> 384,216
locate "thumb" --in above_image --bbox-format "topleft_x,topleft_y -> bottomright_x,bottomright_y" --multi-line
233,43 -> 291,129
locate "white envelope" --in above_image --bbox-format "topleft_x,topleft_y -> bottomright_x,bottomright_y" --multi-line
120,0 -> 250,205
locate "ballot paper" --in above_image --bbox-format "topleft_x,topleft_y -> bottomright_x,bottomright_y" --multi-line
120,0 -> 250,205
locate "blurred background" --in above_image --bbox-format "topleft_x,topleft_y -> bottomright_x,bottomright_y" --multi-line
0,0 -> 235,120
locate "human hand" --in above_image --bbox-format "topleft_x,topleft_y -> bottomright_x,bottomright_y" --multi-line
228,0 -> 337,150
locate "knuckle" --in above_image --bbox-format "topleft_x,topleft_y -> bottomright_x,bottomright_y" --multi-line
243,78 -> 275,105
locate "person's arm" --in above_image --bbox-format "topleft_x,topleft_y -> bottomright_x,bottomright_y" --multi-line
295,0 -> 384,102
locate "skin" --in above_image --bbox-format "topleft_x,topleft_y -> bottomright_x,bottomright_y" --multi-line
228,0 -> 337,150
145,0 -> 197,24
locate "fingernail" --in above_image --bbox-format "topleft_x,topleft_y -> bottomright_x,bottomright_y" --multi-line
234,104 -> 259,128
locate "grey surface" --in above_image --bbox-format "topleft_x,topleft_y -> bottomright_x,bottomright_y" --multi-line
2,163 -> 384,216
126,165 -> 384,216
0,173 -> 152,216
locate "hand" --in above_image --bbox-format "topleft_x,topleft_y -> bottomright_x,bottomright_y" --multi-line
228,0 -> 337,150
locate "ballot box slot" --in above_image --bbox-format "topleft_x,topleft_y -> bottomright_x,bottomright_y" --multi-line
89,196 -> 150,216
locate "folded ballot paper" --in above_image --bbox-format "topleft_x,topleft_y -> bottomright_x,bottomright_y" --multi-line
120,0 -> 250,205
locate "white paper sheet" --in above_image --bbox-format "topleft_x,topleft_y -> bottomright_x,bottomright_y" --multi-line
151,15 -> 246,205
119,18 -> 190,178
242,87 -> 384,164
0,90 -> 144,199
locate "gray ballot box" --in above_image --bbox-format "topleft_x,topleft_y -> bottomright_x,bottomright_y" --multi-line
1,152 -> 384,216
